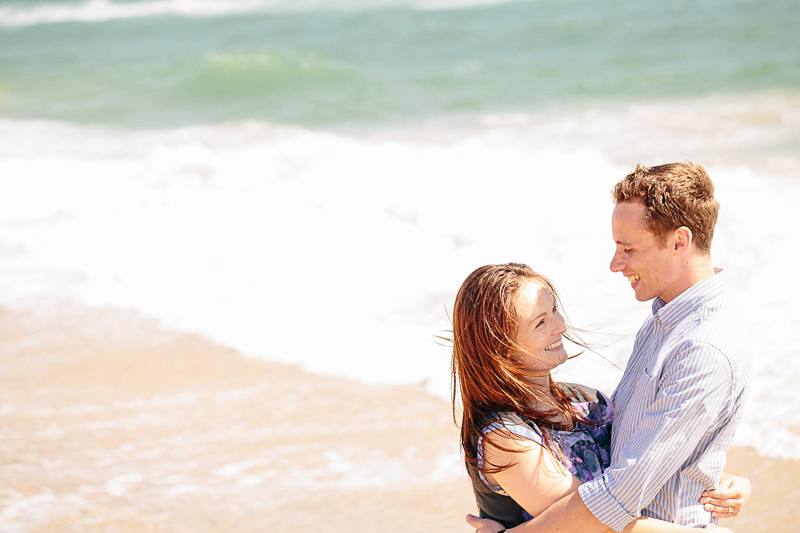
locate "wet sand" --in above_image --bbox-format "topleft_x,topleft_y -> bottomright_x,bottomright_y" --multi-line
1,305 -> 796,532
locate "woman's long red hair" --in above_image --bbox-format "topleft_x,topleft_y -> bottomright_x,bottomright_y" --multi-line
450,263 -> 589,477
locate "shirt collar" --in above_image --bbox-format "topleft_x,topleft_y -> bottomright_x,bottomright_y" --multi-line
651,269 -> 726,325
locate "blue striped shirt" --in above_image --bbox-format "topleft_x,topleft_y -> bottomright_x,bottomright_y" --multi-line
578,270 -> 753,531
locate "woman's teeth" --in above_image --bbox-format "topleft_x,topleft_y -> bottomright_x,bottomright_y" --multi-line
545,340 -> 562,351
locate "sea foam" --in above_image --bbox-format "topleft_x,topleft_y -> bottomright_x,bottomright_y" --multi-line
1,110 -> 798,458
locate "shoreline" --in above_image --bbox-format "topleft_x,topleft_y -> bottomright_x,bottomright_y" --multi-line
0,305 -> 795,531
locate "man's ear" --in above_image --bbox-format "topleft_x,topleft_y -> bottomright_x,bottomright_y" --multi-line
673,226 -> 693,254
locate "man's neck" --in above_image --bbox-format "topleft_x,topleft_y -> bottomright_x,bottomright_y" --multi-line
661,254 -> 715,303
686,254 -> 716,286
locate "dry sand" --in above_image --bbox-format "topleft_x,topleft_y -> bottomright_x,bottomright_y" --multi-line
1,305 -> 797,532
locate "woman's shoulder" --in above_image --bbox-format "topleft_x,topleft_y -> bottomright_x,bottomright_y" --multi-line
481,411 -> 544,442
557,382 -> 613,424
557,382 -> 610,404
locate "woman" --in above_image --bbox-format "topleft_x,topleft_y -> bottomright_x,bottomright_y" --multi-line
451,263 -> 748,533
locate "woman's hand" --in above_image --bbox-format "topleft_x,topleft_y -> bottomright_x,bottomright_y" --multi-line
699,474 -> 751,518
465,514 -> 506,533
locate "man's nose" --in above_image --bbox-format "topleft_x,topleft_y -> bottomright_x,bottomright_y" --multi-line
610,251 -> 624,272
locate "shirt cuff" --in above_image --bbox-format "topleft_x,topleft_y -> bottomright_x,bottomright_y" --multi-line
578,476 -> 637,532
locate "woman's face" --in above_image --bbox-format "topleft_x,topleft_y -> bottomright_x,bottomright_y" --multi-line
510,280 -> 568,373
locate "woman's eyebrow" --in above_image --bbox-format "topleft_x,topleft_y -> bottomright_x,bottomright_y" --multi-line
529,311 -> 547,325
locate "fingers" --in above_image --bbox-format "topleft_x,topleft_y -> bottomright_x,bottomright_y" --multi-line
711,507 -> 736,519
702,502 -> 740,519
465,514 -> 481,527
699,489 -> 742,517
465,514 -> 501,533
699,493 -> 742,509
704,476 -> 751,503
707,490 -> 738,500
465,514 -> 490,531
702,487 -> 737,500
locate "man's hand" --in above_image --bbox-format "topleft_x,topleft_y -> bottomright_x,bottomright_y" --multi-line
465,514 -> 506,533
699,475 -> 751,518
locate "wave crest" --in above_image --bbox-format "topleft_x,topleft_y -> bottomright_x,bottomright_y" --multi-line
0,0 -> 523,27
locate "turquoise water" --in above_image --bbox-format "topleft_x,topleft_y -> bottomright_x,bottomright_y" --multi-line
1,0 -> 798,127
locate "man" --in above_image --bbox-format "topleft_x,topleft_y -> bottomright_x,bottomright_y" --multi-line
468,163 -> 753,532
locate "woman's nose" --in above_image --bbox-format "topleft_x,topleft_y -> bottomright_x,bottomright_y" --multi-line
553,311 -> 567,335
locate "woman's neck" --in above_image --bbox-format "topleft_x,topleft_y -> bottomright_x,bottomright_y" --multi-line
525,375 -> 570,427
525,373 -> 552,394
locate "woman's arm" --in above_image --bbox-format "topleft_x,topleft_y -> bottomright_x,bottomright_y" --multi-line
480,433 -> 732,533
622,517 -> 733,533
477,433 -> 745,533
466,512 -> 734,533
467,514 -> 733,533
481,429 -> 582,518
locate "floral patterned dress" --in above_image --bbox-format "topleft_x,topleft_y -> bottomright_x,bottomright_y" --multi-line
470,384 -> 614,528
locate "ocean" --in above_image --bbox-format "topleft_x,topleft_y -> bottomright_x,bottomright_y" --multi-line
1,0 -> 799,459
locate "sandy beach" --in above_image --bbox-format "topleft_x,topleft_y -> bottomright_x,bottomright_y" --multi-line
1,305 -> 797,532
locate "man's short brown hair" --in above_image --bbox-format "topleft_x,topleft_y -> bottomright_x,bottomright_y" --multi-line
612,162 -> 719,253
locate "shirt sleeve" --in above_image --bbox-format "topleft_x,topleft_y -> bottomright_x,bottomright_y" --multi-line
483,416 -> 543,443
578,341 -> 734,531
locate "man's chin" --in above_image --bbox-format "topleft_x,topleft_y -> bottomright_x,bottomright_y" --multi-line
634,290 -> 654,302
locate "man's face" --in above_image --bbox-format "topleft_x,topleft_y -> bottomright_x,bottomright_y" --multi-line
610,201 -> 680,303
